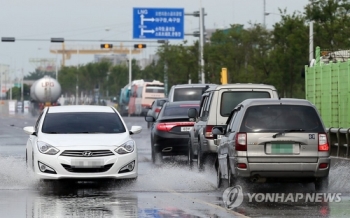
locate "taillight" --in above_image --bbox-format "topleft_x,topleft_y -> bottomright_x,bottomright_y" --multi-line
318,133 -> 329,151
155,108 -> 161,113
237,163 -> 247,169
235,133 -> 247,151
319,163 -> 328,169
205,125 -> 214,139
156,122 -> 194,132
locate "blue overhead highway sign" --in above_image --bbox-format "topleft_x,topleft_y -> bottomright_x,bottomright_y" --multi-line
133,8 -> 184,40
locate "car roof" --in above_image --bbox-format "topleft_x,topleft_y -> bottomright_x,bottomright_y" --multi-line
171,83 -> 216,88
164,100 -> 200,107
205,83 -> 277,92
238,98 -> 314,108
47,105 -> 116,113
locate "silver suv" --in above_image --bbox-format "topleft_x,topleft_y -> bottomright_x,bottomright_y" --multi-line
187,83 -> 279,170
213,98 -> 330,191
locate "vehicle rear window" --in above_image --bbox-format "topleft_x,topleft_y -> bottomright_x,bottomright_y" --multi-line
42,112 -> 126,134
157,100 -> 167,107
146,85 -> 164,93
220,91 -> 271,116
240,105 -> 324,133
173,88 -> 205,101
162,104 -> 200,117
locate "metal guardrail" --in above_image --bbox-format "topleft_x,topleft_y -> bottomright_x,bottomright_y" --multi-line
327,128 -> 350,159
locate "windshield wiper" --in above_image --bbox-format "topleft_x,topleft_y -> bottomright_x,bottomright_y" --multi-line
272,129 -> 305,138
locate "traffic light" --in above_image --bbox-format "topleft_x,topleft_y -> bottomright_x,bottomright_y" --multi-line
100,44 -> 113,49
134,44 -> 146,49
221,68 -> 228,85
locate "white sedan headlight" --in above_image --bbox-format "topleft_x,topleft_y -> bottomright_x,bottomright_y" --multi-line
115,140 -> 135,154
37,141 -> 60,155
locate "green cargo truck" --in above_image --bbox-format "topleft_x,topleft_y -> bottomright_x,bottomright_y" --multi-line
305,46 -> 350,128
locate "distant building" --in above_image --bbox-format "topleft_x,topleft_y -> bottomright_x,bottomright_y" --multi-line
137,54 -> 160,70
94,54 -> 128,65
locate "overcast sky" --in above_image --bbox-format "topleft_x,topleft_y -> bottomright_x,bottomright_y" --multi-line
0,0 -> 309,78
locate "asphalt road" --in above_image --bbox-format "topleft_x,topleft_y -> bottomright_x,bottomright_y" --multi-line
0,112 -> 350,218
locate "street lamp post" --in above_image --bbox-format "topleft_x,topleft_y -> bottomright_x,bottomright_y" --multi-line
157,40 -> 169,96
263,0 -> 266,28
76,46 -> 79,105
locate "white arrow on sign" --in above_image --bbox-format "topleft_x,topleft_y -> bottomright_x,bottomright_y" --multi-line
141,29 -> 155,35
140,14 -> 155,25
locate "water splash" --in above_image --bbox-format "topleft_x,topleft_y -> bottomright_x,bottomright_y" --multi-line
0,155 -> 38,189
126,159 -> 218,192
329,158 -> 350,193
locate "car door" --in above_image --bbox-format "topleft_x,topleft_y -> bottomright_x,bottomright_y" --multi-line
217,108 -> 240,177
218,108 -> 239,158
194,93 -> 210,139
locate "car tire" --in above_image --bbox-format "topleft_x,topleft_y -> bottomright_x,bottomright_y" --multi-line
147,122 -> 151,129
227,159 -> 233,187
216,164 -> 222,188
192,137 -> 199,159
151,144 -> 156,164
216,163 -> 229,189
315,176 -> 329,192
152,145 -> 162,165
197,143 -> 205,171
188,140 -> 194,168
154,152 -> 163,165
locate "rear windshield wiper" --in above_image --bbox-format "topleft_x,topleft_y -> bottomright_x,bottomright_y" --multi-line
272,129 -> 305,138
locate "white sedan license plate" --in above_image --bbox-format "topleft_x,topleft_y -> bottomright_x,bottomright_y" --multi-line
71,159 -> 104,168
181,127 -> 193,132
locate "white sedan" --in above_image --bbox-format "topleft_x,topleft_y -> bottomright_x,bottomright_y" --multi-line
24,105 -> 141,181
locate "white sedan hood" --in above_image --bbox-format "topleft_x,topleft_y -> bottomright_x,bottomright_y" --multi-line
38,132 -> 131,147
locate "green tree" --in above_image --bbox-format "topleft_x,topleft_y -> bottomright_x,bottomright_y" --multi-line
305,0 -> 350,50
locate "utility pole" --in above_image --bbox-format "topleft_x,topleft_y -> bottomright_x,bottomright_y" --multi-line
76,46 -> 79,105
263,0 -> 266,28
185,8 -> 207,84
21,68 -> 24,112
129,47 -> 132,88
199,7 -> 205,84
309,21 -> 314,62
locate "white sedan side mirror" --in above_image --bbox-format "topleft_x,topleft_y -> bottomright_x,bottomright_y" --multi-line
130,126 -> 142,135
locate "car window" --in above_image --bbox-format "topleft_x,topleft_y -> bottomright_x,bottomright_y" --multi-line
227,111 -> 239,132
239,105 -> 324,133
199,95 -> 209,117
157,99 -> 167,107
203,92 -> 213,117
35,111 -> 44,132
173,87 -> 205,101
41,112 -> 126,134
220,91 -> 271,116
162,105 -> 200,117
146,84 -> 164,93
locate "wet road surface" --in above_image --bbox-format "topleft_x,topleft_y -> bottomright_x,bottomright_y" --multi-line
0,112 -> 350,217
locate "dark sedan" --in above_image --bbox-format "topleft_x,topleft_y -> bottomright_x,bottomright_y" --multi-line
145,101 -> 200,164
